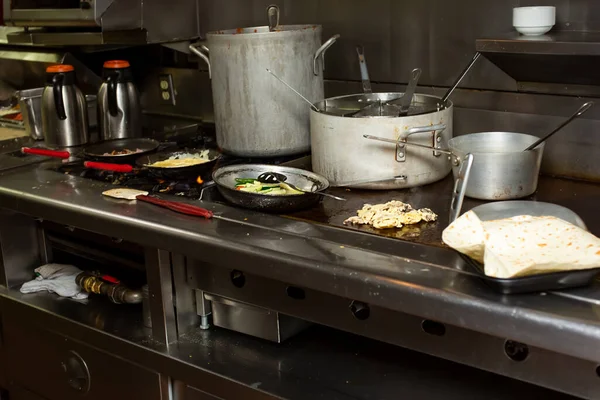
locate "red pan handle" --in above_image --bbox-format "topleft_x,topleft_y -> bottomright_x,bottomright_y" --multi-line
22,147 -> 70,159
84,161 -> 133,173
136,195 -> 213,219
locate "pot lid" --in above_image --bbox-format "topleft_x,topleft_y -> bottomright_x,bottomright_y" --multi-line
104,60 -> 131,69
313,93 -> 451,118
46,64 -> 74,73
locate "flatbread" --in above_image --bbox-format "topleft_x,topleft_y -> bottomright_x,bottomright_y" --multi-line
102,188 -> 148,200
441,211 -> 485,263
443,211 -> 600,278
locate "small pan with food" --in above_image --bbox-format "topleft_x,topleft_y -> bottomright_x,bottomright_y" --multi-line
135,148 -> 221,179
84,148 -> 221,179
21,138 -> 160,165
210,164 -> 330,213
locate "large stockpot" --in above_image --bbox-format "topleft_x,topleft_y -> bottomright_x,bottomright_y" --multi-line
190,26 -> 338,157
311,93 -> 453,189
448,132 -> 545,200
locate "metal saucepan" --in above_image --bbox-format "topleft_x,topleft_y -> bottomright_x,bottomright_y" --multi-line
365,100 -> 593,200
22,138 -> 160,164
448,132 -> 545,200
364,131 -> 543,200
211,164 -> 330,213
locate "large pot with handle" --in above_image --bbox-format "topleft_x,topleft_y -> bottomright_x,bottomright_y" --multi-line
190,6 -> 338,157
311,93 -> 453,189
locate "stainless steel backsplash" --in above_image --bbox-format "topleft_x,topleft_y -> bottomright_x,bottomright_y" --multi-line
142,0 -> 600,181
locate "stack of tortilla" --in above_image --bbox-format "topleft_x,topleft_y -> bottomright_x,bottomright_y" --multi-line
442,211 -> 600,279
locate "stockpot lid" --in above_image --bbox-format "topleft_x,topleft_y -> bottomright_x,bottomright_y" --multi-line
312,93 -> 452,118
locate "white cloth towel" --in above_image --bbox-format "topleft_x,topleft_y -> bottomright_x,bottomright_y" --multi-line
20,263 -> 88,300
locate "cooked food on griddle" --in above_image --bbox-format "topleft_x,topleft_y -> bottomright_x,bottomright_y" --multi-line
103,148 -> 144,156
344,200 -> 438,229
443,211 -> 600,279
234,178 -> 304,196
147,150 -> 211,168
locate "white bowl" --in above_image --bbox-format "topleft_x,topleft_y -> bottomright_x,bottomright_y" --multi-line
513,6 -> 555,36
515,25 -> 554,36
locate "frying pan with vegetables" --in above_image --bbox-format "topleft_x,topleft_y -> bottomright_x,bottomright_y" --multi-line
211,164 -> 330,213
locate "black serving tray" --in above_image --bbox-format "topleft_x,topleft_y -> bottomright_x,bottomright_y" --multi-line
460,254 -> 600,295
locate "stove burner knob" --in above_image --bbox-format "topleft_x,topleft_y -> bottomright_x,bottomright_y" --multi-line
349,300 -> 370,320
504,340 -> 529,362
230,270 -> 246,288
61,350 -> 91,393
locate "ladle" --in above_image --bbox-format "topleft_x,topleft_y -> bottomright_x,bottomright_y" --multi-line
266,68 -> 320,112
523,101 -> 594,151
440,52 -> 481,105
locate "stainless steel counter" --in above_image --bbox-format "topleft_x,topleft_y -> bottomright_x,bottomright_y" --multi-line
0,161 -> 599,364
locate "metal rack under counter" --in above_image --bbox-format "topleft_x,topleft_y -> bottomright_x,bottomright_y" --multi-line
0,288 -> 579,400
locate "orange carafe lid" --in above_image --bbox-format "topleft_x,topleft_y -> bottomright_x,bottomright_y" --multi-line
46,64 -> 74,73
103,60 -> 131,69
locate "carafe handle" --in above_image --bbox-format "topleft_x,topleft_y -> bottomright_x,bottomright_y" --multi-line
52,74 -> 67,120
106,74 -> 119,117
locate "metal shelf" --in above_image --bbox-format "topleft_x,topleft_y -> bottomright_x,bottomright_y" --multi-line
476,31 -> 600,55
476,32 -> 600,96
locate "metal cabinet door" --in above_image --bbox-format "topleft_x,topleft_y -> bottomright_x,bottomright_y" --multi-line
3,318 -> 162,400
0,313 -> 5,389
8,386 -> 49,400
184,386 -> 224,400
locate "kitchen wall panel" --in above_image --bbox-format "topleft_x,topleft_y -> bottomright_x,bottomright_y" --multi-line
167,0 -> 600,180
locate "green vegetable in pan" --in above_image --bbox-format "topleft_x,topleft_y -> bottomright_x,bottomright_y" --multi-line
234,179 -> 303,196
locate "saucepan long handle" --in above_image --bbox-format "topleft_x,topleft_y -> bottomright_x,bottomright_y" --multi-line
449,153 -> 474,224
362,134 -> 453,155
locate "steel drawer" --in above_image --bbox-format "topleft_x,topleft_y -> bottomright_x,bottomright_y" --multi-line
3,318 -> 161,400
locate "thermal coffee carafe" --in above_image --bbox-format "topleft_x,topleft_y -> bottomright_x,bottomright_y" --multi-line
98,60 -> 142,140
41,64 -> 89,148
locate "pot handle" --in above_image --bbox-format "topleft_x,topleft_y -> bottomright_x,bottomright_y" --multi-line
189,43 -> 212,79
52,73 -> 67,121
313,34 -> 340,76
397,123 -> 446,162
449,153 -> 473,224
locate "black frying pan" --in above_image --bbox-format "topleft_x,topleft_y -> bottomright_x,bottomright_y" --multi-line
134,148 -> 221,179
211,164 -> 330,213
83,138 -> 160,163
22,138 -> 160,165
